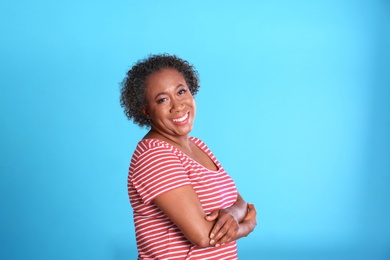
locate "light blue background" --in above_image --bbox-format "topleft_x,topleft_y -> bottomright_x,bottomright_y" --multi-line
1,1 -> 389,259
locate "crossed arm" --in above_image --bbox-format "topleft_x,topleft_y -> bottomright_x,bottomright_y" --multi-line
153,184 -> 257,248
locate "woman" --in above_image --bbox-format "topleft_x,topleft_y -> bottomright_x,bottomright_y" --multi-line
120,54 -> 257,259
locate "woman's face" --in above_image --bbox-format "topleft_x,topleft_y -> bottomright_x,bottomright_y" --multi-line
143,68 -> 196,138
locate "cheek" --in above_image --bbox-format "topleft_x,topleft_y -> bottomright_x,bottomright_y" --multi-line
192,99 -> 196,114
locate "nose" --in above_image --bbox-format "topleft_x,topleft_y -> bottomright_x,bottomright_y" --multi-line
170,97 -> 183,112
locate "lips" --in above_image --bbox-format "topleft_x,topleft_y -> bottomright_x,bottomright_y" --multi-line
173,112 -> 189,123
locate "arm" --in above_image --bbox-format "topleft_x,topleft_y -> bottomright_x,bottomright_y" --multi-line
153,186 -> 257,248
205,193 -> 255,246
153,184 -> 217,248
208,202 -> 257,247
207,193 -> 247,222
234,203 -> 257,240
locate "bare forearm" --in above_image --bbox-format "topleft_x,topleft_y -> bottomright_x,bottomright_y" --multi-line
234,202 -> 257,241
235,221 -> 255,240
229,193 -> 247,223
153,185 -> 220,248
210,202 -> 257,247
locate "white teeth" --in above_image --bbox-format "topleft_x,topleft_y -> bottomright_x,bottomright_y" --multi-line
173,113 -> 188,122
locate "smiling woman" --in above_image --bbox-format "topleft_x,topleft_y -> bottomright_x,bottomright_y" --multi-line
119,54 -> 257,259
142,68 -> 196,139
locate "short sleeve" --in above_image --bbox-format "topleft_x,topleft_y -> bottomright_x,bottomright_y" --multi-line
130,145 -> 191,204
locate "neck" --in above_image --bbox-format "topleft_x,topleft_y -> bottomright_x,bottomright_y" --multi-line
144,128 -> 190,149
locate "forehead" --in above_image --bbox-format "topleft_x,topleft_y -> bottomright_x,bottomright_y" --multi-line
144,68 -> 186,92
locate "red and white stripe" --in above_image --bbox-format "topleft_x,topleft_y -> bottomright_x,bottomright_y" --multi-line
128,137 -> 238,259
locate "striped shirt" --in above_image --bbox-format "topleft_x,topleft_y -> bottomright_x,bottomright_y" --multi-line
128,137 -> 238,259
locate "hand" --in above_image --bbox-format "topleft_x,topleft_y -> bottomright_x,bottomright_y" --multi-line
205,208 -> 239,247
242,203 -> 257,234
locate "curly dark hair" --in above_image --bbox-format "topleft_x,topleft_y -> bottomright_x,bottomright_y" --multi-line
120,53 -> 200,128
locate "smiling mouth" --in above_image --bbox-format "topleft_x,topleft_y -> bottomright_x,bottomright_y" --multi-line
173,112 -> 189,123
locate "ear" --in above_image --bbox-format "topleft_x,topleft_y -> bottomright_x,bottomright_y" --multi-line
142,106 -> 150,119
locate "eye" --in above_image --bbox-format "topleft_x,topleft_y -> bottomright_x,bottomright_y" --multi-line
178,88 -> 187,95
157,97 -> 167,104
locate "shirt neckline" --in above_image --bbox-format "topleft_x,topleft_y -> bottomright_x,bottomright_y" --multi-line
141,137 -> 220,172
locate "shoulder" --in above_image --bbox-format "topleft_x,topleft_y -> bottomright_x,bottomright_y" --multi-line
133,139 -> 173,156
189,136 -> 210,152
189,136 -> 205,146
131,139 -> 183,168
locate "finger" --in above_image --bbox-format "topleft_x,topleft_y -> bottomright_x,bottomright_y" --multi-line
209,212 -> 231,239
247,202 -> 256,212
205,210 -> 219,221
213,223 -> 238,246
246,206 -> 256,218
211,216 -> 237,244
245,203 -> 257,226
209,218 -> 225,241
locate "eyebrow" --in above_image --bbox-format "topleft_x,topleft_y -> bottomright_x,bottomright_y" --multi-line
154,84 -> 185,99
